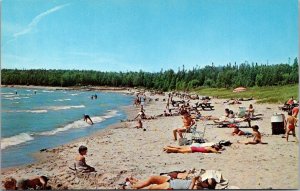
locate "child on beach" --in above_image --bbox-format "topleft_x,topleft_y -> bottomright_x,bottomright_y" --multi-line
75,145 -> 96,173
2,177 -> 17,190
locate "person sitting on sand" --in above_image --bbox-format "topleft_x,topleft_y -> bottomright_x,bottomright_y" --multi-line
17,176 -> 49,190
125,175 -> 216,189
173,110 -> 195,141
285,111 -> 298,142
135,119 -> 143,129
237,125 -> 267,145
134,109 -> 147,120
83,114 -> 94,125
75,145 -> 96,173
163,144 -> 222,154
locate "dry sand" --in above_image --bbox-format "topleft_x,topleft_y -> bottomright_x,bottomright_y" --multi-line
1,91 -> 298,189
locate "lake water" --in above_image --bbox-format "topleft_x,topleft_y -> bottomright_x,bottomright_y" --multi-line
1,87 -> 133,168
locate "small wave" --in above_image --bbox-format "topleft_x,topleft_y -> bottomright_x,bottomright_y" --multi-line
3,110 -> 48,113
38,116 -> 104,136
54,99 -> 72,102
42,90 -> 54,93
46,105 -> 85,110
1,133 -> 34,149
1,93 -> 15,95
38,110 -> 118,136
26,90 -> 32,92
4,97 -> 21,100
70,93 -> 78,96
3,95 -> 17,98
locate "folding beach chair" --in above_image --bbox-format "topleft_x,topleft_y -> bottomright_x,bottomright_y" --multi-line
179,122 -> 206,146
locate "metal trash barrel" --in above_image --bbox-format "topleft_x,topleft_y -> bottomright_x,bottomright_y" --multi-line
271,113 -> 285,135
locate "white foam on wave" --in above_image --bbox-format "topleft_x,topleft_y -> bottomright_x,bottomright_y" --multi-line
3,95 -> 16,98
54,98 -> 72,102
38,110 -> 118,136
46,105 -> 85,110
1,133 -> 34,150
70,93 -> 78,96
4,97 -> 21,100
42,90 -> 54,93
26,90 -> 32,92
4,109 -> 48,113
1,92 -> 15,95
38,116 -> 104,136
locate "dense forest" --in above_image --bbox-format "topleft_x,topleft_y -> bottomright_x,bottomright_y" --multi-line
1,58 -> 298,91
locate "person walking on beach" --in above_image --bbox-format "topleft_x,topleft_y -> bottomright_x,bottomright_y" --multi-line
173,110 -> 195,141
83,114 -> 94,125
285,111 -> 298,142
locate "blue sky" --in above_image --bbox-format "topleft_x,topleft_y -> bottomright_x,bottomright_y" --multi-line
1,0 -> 298,72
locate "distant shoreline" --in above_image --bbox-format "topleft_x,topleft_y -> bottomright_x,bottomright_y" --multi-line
1,85 -> 132,93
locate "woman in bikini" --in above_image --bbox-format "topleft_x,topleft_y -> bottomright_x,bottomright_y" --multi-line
124,175 -> 216,189
285,110 -> 298,142
163,144 -> 222,154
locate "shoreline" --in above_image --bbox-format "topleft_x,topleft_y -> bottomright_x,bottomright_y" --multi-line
1,90 -> 298,189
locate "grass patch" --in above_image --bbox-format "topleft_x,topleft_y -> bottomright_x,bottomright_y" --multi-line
193,84 -> 298,104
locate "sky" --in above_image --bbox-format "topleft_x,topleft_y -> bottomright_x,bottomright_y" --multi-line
1,0 -> 299,72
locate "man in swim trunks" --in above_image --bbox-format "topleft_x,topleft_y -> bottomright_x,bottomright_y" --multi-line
173,110 -> 195,141
83,114 -> 94,125
285,111 -> 297,142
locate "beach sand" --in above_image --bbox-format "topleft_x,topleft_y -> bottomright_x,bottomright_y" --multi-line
1,91 -> 298,189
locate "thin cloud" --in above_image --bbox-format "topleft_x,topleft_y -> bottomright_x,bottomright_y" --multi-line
13,3 -> 70,38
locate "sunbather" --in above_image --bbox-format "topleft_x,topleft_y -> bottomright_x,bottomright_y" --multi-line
228,99 -> 242,105
237,125 -> 267,145
125,175 -> 216,189
173,110 -> 195,141
75,145 -> 96,173
232,126 -> 251,136
163,144 -> 222,154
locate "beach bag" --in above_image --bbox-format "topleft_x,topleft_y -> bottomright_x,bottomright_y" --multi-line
219,140 -> 232,146
193,137 -> 205,144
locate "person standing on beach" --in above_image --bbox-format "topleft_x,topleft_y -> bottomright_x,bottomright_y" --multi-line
83,114 -> 94,125
166,93 -> 171,110
173,110 -> 195,141
285,111 -> 298,142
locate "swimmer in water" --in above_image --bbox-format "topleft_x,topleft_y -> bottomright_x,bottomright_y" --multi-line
83,114 -> 94,125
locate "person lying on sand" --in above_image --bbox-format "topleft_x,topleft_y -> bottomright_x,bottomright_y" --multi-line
75,145 -> 96,173
285,111 -> 298,142
2,176 -> 50,190
173,110 -> 195,141
163,144 -> 222,154
228,99 -> 242,105
232,126 -> 252,136
83,114 -> 94,125
237,125 -> 267,145
124,175 -> 216,189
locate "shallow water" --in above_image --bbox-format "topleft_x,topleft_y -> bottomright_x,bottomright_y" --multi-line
1,87 -> 133,167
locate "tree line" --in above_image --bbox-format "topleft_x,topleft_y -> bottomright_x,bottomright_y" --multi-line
1,58 -> 298,91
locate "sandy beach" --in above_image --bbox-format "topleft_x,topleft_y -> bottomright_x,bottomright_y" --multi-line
1,90 -> 298,189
